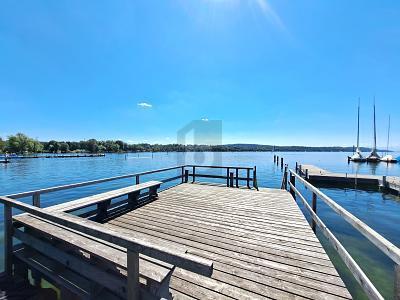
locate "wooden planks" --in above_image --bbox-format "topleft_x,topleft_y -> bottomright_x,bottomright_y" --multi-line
105,183 -> 352,300
44,180 -> 162,213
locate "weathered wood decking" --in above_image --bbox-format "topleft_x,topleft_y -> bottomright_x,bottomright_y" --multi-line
104,183 -> 351,299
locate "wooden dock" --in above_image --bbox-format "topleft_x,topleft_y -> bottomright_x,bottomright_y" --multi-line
5,182 -> 350,299
107,183 -> 351,299
299,164 -> 400,194
3,164 -> 399,299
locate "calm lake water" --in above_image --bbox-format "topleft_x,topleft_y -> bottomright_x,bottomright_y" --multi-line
1,151 -> 399,299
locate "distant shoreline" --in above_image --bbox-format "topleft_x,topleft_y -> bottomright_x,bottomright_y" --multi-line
0,134 -> 392,154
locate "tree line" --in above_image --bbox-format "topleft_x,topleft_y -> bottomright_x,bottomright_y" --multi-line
0,133 -> 377,154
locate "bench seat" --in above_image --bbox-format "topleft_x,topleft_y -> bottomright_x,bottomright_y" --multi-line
13,214 -> 174,299
44,180 -> 162,213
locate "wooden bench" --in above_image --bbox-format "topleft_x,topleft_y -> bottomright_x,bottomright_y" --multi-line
45,181 -> 162,220
11,181 -> 178,299
14,214 -> 174,299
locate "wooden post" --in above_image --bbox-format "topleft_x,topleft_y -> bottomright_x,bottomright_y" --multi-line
184,170 -> 189,183
149,186 -> 159,200
33,193 -> 40,207
192,166 -> 196,183
246,169 -> 250,188
276,156 -> 279,166
305,169 -> 309,180
273,155 -> 276,163
229,172 -> 234,187
295,162 -> 298,173
395,264 -> 400,300
97,200 -> 111,221
280,157 -> 283,169
4,203 -> 12,276
128,191 -> 140,208
284,165 -> 288,190
253,166 -> 258,190
235,168 -> 239,188
290,174 -> 296,199
135,175 -> 140,185
127,250 -> 140,300
382,176 -> 387,189
311,193 -> 317,233
181,167 -> 184,183
226,168 -> 230,187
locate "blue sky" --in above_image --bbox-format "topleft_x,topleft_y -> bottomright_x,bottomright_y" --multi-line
1,1 -> 399,148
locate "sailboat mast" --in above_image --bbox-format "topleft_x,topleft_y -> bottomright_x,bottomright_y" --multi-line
356,98 -> 360,150
373,98 -> 377,152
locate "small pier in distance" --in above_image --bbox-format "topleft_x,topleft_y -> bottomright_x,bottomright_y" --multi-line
1,164 -> 399,299
298,164 -> 400,194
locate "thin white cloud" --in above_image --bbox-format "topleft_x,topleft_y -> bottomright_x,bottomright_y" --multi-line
254,0 -> 286,32
201,117 -> 209,122
137,102 -> 152,108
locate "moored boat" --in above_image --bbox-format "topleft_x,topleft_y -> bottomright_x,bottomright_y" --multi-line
380,115 -> 397,163
366,100 -> 381,162
349,99 -> 366,162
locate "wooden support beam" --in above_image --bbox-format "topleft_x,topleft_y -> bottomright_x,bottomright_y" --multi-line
4,203 -> 12,276
128,191 -> 140,207
127,250 -> 140,300
33,193 -> 41,207
235,169 -> 239,188
97,200 -> 111,221
184,170 -> 189,183
192,166 -> 196,183
229,172 -> 234,188
181,167 -> 184,183
312,193 -> 317,233
135,175 -> 140,185
246,169 -> 250,188
226,168 -> 230,187
253,166 -> 258,190
281,157 -> 284,169
149,185 -> 160,200
283,165 -> 288,190
289,174 -> 296,200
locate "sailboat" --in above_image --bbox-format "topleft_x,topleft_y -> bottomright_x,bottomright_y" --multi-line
366,100 -> 381,162
380,115 -> 397,163
349,99 -> 366,162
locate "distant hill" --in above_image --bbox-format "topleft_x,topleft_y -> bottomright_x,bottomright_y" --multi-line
223,144 -> 387,152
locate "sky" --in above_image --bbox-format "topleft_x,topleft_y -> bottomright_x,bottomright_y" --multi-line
1,0 -> 400,148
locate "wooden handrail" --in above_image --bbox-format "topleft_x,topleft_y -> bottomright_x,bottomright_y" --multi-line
7,165 -> 185,199
5,165 -> 258,202
185,165 -> 254,170
288,181 -> 383,300
290,169 -> 400,266
0,195 -> 213,276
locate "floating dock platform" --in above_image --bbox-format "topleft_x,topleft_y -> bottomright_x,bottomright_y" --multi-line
299,164 -> 400,195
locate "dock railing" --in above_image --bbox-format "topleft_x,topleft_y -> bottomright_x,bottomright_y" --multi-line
6,164 -> 258,207
287,169 -> 400,300
1,164 -> 258,291
0,195 -> 213,300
